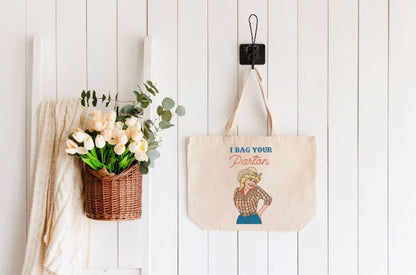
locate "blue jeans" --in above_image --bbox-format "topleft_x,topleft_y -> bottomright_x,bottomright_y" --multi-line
236,214 -> 262,224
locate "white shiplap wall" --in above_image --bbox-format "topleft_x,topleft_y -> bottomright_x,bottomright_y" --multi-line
1,0 -> 416,274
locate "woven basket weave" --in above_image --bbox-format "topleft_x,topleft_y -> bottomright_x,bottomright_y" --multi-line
84,164 -> 142,221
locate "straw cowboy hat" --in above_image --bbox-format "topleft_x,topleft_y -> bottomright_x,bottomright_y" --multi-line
237,167 -> 263,182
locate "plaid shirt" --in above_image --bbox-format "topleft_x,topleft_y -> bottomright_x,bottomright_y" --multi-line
234,186 -> 272,216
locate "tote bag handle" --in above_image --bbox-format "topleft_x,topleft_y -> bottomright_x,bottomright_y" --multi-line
225,68 -> 277,136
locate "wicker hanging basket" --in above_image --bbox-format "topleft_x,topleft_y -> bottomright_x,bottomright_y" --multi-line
84,164 -> 143,221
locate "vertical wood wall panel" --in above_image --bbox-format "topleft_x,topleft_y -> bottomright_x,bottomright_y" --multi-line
4,0 -> 416,274
358,0 -> 388,274
389,0 -> 416,274
0,0 -> 26,274
267,0 -> 298,274
86,0 -> 118,268
56,0 -> 87,98
298,0 -> 329,274
147,0 -> 178,274
237,2 -> 269,275
207,0 -> 238,274
25,0 -> 57,228
177,0 -> 208,274
117,0 -> 147,269
328,0 -> 358,274
25,0 -> 57,101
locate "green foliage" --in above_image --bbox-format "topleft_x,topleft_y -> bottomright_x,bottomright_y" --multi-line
162,97 -> 175,110
147,149 -> 160,161
175,105 -> 186,116
161,110 -> 172,122
157,106 -> 163,116
77,81 -> 186,174
80,90 -> 116,108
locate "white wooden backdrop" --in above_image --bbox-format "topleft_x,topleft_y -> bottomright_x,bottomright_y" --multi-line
1,0 -> 416,274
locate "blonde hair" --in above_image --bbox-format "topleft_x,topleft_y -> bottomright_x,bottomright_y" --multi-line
239,174 -> 260,190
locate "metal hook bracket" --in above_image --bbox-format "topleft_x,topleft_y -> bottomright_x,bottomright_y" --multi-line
239,44 -> 265,66
239,14 -> 265,68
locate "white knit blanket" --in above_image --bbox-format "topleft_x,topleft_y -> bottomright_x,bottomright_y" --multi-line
22,99 -> 90,275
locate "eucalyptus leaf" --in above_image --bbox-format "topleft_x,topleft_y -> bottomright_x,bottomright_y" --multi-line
92,90 -> 97,107
157,106 -> 163,116
148,141 -> 159,149
141,160 -> 150,167
120,104 -> 134,116
143,126 -> 151,139
162,97 -> 175,110
147,134 -> 156,143
102,94 -> 106,102
161,110 -> 172,122
141,100 -> 150,108
139,165 -> 149,174
146,81 -> 159,94
143,83 -> 156,96
159,121 -> 174,129
133,90 -> 140,101
86,90 -> 90,106
175,105 -> 186,116
147,149 -> 160,161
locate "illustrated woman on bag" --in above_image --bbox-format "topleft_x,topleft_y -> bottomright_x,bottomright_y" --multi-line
233,167 -> 272,224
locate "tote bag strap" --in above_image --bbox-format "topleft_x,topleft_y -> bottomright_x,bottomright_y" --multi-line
224,68 -> 277,136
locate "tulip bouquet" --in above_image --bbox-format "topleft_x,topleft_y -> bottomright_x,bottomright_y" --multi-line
65,81 -> 185,175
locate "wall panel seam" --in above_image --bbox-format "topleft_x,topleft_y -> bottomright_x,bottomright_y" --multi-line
326,0 -> 330,274
386,0 -> 390,274
357,0 -> 360,274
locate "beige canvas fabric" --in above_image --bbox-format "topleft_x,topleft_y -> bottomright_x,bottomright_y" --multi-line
187,69 -> 316,231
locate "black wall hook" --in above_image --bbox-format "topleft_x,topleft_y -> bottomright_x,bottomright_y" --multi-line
239,14 -> 265,68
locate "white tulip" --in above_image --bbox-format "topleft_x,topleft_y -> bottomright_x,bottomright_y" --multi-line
93,119 -> 107,132
84,135 -> 95,150
106,110 -> 117,122
134,121 -> 142,129
114,143 -> 126,155
65,148 -> 77,154
138,139 -> 148,153
72,128 -> 86,143
135,151 -> 148,162
105,121 -> 115,131
76,147 -> 88,154
101,129 -> 112,141
128,141 -> 140,153
65,139 -> 78,154
115,121 -> 124,130
65,138 -> 88,155
125,127 -> 132,139
87,118 -> 96,132
95,135 -> 106,149
108,137 -> 118,145
90,109 -> 103,120
131,128 -> 144,142
118,132 -> 128,145
108,129 -> 120,145
125,116 -> 138,127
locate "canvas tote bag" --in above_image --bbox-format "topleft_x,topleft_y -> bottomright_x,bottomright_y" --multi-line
187,68 -> 316,231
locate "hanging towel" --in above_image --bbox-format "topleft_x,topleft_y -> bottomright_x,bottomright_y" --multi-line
22,99 -> 90,275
